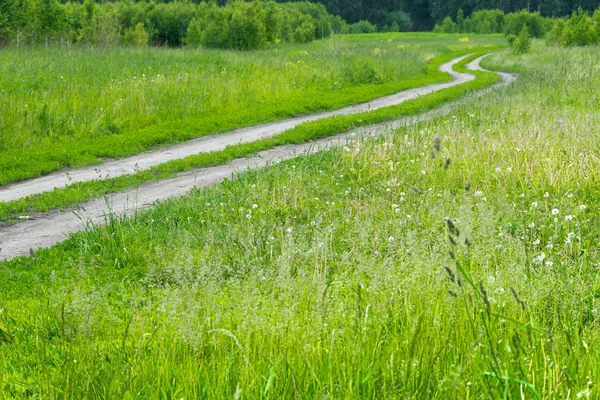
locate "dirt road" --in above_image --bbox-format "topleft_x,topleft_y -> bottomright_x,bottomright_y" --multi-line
1,54 -> 476,203
0,54 -> 517,260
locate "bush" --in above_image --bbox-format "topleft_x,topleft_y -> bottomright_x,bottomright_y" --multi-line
560,8 -> 598,46
504,10 -> 546,38
433,16 -> 458,33
184,17 -> 203,47
348,20 -> 376,34
122,22 -> 148,47
506,33 -> 517,46
513,26 -> 531,54
227,1 -> 267,50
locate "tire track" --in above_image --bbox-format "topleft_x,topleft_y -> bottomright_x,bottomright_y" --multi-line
0,55 -> 517,260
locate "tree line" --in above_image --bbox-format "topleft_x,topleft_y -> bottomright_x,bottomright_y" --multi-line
0,0 -> 347,48
314,0 -> 600,30
2,0 -> 600,47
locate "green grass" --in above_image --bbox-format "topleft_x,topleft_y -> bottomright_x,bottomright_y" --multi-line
0,49 -> 502,222
4,39 -> 600,398
0,34 -> 506,186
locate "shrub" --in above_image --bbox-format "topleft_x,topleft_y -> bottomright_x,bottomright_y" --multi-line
184,17 -> 203,47
561,8 -> 598,46
293,19 -> 316,42
122,22 -> 148,47
513,26 -> 531,54
504,10 -> 546,38
433,16 -> 458,33
227,1 -> 267,50
506,33 -> 517,46
348,20 -> 376,34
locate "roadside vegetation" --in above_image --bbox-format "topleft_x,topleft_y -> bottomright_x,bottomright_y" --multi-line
2,40 -> 600,398
0,48 -> 502,221
0,34 -> 504,186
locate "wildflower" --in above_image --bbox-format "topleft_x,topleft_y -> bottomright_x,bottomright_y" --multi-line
528,222 -> 535,228
544,192 -> 550,198
533,239 -> 540,245
552,208 -> 560,215
388,236 -> 395,242
252,204 -> 258,209
506,167 -> 512,173
495,167 -> 501,173
286,227 -> 293,234
421,170 -> 426,175
533,252 -> 546,264
565,215 -> 573,221
546,260 -> 554,267
531,202 -> 538,208
580,204 -> 587,211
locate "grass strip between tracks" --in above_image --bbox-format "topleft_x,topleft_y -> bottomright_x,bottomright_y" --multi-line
0,49 -> 504,222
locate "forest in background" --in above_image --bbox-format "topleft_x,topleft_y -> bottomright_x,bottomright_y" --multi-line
1,0 -> 599,48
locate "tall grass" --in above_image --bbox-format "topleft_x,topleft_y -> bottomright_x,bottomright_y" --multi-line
3,40 -> 599,398
0,34 -> 505,185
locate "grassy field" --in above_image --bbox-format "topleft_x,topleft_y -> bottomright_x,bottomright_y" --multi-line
0,50 -> 503,222
0,33 -> 505,185
3,38 -> 600,398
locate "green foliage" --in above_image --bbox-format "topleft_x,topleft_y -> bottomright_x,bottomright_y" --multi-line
456,9 -> 465,31
184,17 -> 202,47
348,20 -> 376,34
559,8 -> 599,46
433,16 -> 458,33
77,1 -> 121,46
504,10 -> 547,37
506,33 -> 517,46
513,26 -> 532,54
0,0 -> 345,49
433,9 -> 554,37
122,22 -> 148,47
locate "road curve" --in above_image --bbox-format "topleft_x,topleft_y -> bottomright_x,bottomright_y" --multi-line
0,54 -> 518,261
0,54 -> 477,203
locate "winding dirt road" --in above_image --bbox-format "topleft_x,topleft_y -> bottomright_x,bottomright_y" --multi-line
0,54 -> 517,261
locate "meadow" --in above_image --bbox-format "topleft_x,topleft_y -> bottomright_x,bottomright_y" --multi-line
0,34 -> 505,185
2,37 -> 600,398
